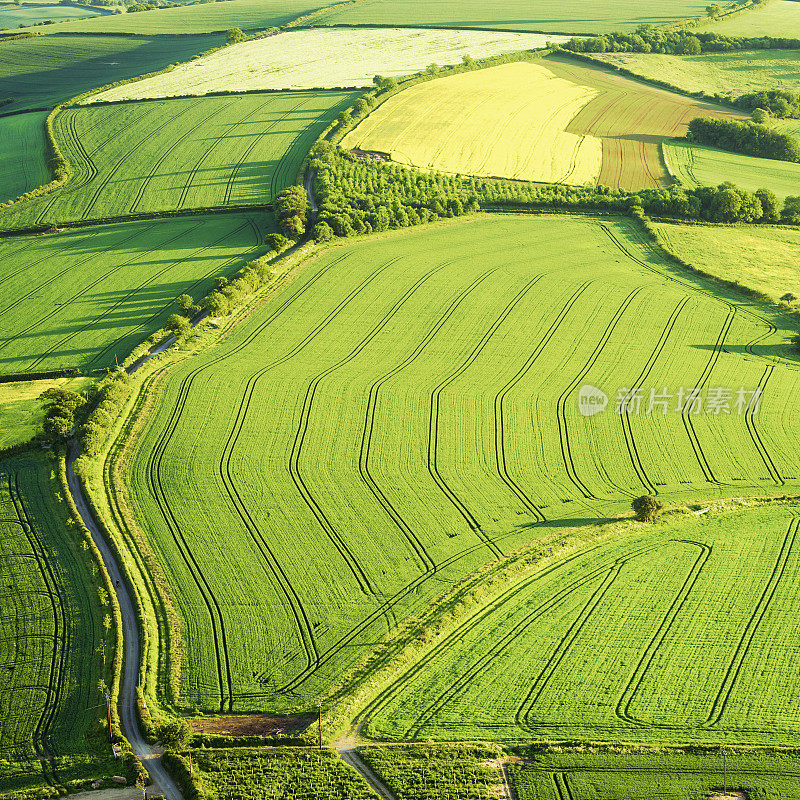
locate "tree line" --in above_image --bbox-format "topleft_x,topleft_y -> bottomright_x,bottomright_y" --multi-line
687,117 -> 800,163
735,89 -> 800,119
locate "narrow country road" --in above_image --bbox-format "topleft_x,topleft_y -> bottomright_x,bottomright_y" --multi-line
305,169 -> 318,220
67,443 -> 183,800
336,747 -> 396,800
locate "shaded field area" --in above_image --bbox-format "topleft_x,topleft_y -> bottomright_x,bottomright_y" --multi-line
0,2 -> 103,28
37,0 -> 339,34
664,139 -> 800,202
90,28 -> 564,100
342,55 -> 744,189
0,91 -> 355,229
307,0 -> 710,34
593,49 -> 800,98
115,214 -> 800,717
510,749 -> 800,800
364,506 -> 800,744
0,111 -> 48,203
0,34 -> 222,112
702,0 -> 800,37
0,453 -> 109,795
654,220 -> 800,303
0,213 -> 271,375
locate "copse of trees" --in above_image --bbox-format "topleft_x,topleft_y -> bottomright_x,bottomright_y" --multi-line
560,25 -> 800,55
275,185 -> 309,238
687,117 -> 800,163
38,387 -> 85,442
735,89 -> 800,119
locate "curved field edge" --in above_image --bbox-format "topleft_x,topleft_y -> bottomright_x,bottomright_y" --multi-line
79,212 -> 800,732
74,243 -> 318,722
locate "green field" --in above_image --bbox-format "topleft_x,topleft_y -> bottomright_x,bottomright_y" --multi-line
38,0 -> 338,34
0,213 -> 270,376
308,0 -> 710,33
664,139 -> 800,202
594,50 -> 800,98
91,28 -> 564,100
653,220 -> 800,303
113,214 -> 800,718
0,3 -> 104,28
0,111 -> 48,203
0,34 -> 222,112
0,452 -> 108,791
363,505 -> 800,744
510,749 -> 800,800
0,91 -> 355,229
702,0 -> 800,37
193,748 -> 374,799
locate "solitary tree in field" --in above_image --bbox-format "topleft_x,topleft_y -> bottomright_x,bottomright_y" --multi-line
780,292 -> 797,302
225,27 -> 245,44
633,495 -> 663,523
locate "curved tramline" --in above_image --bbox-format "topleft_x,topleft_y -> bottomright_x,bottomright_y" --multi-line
111,214 -> 800,719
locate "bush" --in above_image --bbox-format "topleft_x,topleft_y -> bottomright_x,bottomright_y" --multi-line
632,495 -> 664,522
157,719 -> 193,751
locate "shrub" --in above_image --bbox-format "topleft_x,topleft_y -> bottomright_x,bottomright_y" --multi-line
633,495 -> 664,522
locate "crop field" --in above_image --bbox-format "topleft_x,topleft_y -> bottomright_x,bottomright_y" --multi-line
308,0 -> 710,34
364,505 -> 800,744
115,214 -> 800,716
0,34 -> 222,112
544,55 -> 746,189
0,91 -> 355,229
0,453 -> 105,771
0,213 -> 271,376
38,0 -> 339,34
653,220 -> 800,303
343,56 -> 744,189
510,750 -> 800,800
702,0 -> 800,37
342,61 -> 603,184
0,3 -> 103,29
360,745 -> 503,800
665,139 -> 800,202
593,50 -> 800,98
91,29 -> 566,101
194,748 -> 374,800
0,111 -> 48,203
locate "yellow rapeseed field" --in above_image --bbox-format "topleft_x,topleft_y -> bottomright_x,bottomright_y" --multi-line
341,61 -> 602,184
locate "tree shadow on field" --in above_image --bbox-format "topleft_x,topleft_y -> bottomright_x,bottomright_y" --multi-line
516,517 -> 607,530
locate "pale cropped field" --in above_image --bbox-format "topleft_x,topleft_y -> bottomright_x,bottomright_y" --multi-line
341,61 -> 602,184
701,0 -> 800,37
594,50 -> 800,98
89,28 -> 566,101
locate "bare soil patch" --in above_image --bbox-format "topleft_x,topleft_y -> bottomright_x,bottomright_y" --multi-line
188,713 -> 313,736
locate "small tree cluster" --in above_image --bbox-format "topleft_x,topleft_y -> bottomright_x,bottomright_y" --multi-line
80,369 -> 131,457
736,89 -> 800,119
275,185 -> 309,238
687,117 -> 800,163
38,387 -> 85,442
225,26 -> 246,44
633,495 -> 664,522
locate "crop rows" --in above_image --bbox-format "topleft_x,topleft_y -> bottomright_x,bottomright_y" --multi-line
0,213 -> 270,376
117,214 -> 800,723
0,91 -> 356,230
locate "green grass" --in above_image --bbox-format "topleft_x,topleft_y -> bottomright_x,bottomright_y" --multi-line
193,748 -> 375,799
0,376 -> 91,449
0,91 -> 356,229
594,50 -> 800,98
114,214 -> 800,718
0,3 -> 104,28
364,505 -> 800,744
307,0 -> 710,34
0,111 -> 48,203
702,0 -> 800,37
510,749 -> 800,800
664,139 -> 800,202
360,745 -> 502,799
0,34 -> 223,112
38,0 -> 339,34
653,220 -> 800,303
0,213 -> 271,376
0,452 -> 108,784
